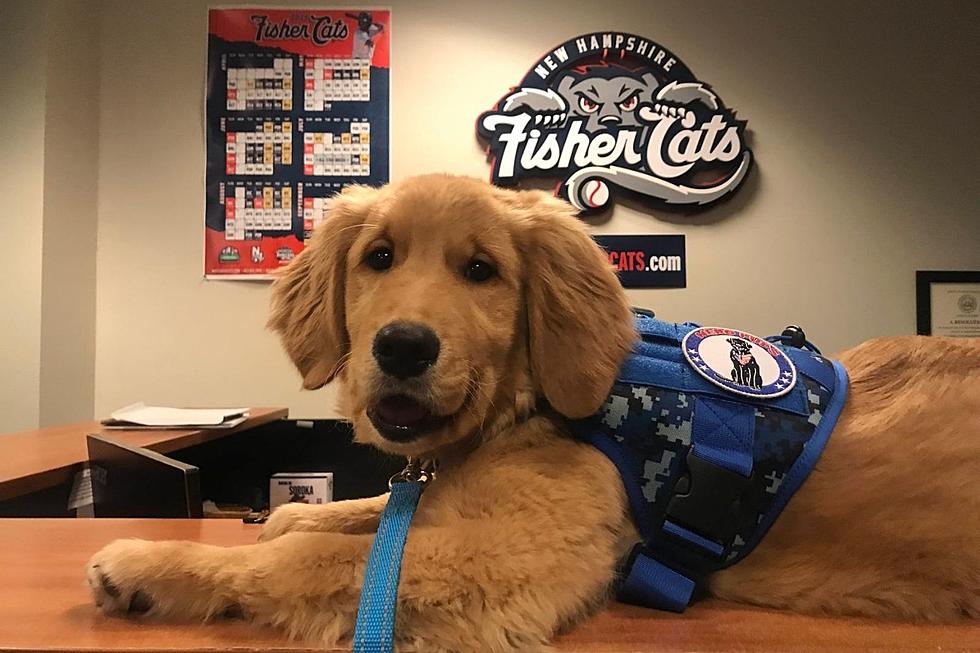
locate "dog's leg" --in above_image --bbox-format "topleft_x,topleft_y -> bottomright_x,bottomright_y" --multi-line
86,533 -> 367,630
86,440 -> 634,651
87,516 -> 627,651
260,494 -> 388,540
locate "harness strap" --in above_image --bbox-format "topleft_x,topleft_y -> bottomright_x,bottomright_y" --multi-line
352,480 -> 424,653
619,397 -> 756,612
690,396 -> 755,478
618,547 -> 695,613
785,348 -> 837,392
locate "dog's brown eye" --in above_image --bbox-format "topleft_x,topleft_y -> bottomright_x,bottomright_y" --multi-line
365,247 -> 393,271
463,259 -> 496,283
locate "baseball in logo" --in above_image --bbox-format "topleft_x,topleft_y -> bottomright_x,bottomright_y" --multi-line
477,32 -> 752,214
682,327 -> 796,399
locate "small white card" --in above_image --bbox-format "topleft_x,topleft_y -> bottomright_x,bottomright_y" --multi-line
270,473 -> 333,509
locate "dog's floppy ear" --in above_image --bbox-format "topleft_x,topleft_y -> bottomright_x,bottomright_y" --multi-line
268,185 -> 376,389
505,189 -> 636,418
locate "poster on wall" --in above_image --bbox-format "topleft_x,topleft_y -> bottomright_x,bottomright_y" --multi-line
477,32 -> 751,215
205,8 -> 390,278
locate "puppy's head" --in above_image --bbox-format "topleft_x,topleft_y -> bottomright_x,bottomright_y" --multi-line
269,175 -> 635,457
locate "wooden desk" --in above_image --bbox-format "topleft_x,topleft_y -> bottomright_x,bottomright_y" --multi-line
0,519 -> 975,652
0,408 -> 288,501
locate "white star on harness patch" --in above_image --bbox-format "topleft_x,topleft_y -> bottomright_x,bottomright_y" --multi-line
688,348 -> 699,357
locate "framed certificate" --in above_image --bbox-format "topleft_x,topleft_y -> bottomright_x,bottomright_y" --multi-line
916,271 -> 980,337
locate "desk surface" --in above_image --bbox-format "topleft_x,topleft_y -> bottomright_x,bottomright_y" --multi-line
0,519 -> 975,652
0,408 -> 288,501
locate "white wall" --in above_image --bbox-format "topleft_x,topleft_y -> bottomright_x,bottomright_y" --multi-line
89,0 -> 979,420
0,1 -> 48,432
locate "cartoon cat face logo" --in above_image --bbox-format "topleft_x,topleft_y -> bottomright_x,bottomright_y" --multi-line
478,32 -> 753,214
556,67 -> 658,132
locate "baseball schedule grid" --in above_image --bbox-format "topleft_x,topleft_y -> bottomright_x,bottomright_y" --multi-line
206,8 -> 390,278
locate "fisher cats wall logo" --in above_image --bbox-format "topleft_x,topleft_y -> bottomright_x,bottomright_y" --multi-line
478,32 -> 752,214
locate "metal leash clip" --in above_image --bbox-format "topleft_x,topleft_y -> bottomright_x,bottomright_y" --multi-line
388,457 -> 436,489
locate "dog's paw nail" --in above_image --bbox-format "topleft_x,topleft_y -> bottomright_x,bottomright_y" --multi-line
88,569 -> 124,613
101,575 -> 122,599
128,590 -> 153,614
220,603 -> 247,620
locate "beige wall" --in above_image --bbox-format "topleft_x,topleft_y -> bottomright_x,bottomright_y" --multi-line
39,0 -> 100,427
0,0 -> 100,433
0,1 -> 47,432
86,0 -> 976,420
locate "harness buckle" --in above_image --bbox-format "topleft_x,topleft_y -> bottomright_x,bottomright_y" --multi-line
661,450 -> 751,556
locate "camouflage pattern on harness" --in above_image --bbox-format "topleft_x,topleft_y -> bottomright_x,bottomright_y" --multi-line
568,317 -> 847,578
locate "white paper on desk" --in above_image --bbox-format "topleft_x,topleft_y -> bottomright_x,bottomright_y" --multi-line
101,415 -> 249,430
107,402 -> 249,427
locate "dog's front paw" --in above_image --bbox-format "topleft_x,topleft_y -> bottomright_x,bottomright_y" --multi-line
86,539 -> 157,615
259,502 -> 320,541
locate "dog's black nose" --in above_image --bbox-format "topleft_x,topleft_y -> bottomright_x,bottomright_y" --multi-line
372,321 -> 440,379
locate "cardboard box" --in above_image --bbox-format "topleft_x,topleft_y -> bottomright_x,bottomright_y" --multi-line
270,472 -> 333,509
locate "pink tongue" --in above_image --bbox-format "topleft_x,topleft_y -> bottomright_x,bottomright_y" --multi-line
376,395 -> 430,427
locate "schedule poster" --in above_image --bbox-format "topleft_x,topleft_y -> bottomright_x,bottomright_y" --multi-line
205,8 -> 390,278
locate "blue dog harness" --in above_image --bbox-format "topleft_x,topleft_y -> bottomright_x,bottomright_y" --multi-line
569,315 -> 849,612
352,315 -> 849,646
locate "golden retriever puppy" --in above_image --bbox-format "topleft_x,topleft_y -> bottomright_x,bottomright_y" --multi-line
87,175 -> 979,651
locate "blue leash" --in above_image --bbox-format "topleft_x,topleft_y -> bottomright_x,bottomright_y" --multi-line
352,459 -> 432,653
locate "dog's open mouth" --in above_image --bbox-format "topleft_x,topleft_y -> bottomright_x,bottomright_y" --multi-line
367,395 -> 451,442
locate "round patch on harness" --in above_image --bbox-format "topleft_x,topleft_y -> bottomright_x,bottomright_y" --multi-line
682,327 -> 797,399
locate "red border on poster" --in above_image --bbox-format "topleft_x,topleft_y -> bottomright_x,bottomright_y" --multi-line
208,9 -> 390,65
205,8 -> 390,278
